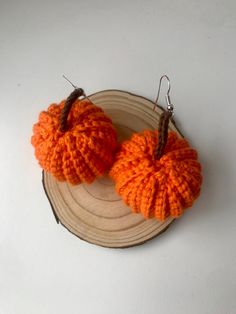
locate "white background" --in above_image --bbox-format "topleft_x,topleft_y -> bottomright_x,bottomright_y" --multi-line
1,1 -> 236,313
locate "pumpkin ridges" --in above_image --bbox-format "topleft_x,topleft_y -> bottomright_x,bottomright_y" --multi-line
65,133 -> 93,184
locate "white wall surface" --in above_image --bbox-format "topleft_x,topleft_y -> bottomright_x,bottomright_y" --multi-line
0,1 -> 236,313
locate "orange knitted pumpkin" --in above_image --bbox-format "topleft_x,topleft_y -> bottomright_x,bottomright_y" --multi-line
31,89 -> 117,185
109,130 -> 202,221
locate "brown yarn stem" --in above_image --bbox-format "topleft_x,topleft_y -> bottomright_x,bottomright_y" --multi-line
154,110 -> 172,160
59,88 -> 85,132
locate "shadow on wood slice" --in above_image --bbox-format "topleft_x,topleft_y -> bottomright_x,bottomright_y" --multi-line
42,90 -> 183,248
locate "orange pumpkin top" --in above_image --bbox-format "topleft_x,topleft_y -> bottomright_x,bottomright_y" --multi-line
31,96 -> 117,185
109,130 -> 202,221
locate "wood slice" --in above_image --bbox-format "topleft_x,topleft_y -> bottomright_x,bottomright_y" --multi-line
42,90 -> 183,248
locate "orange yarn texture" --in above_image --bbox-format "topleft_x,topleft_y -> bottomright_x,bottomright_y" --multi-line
31,98 -> 117,184
109,131 -> 202,221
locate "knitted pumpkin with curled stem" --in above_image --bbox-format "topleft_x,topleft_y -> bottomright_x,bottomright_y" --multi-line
109,111 -> 202,221
31,88 -> 117,185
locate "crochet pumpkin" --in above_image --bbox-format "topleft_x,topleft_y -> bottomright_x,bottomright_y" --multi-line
109,130 -> 202,221
31,89 -> 117,185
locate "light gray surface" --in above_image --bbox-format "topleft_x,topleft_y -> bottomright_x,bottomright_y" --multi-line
0,1 -> 236,313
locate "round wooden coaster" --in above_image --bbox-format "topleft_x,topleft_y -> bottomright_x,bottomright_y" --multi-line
43,90 -> 183,248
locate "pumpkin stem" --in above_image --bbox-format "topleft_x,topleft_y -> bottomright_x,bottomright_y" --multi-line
59,88 -> 85,132
154,110 -> 172,160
